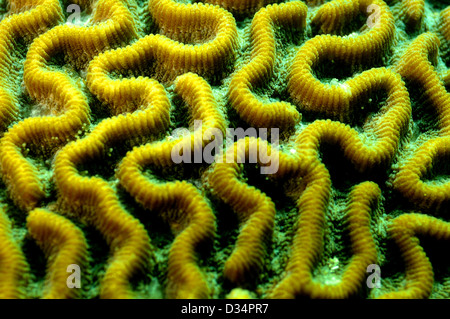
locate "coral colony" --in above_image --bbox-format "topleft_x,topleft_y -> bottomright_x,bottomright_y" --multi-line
0,0 -> 449,299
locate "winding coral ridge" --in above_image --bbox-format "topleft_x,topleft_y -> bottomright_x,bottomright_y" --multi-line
440,6 -> 450,58
86,0 -> 238,87
117,73 -> 225,298
0,0 -> 139,211
208,137 -> 278,284
0,0 -> 62,131
228,1 -> 306,129
0,207 -> 29,298
53,74 -> 172,298
26,208 -> 88,299
266,82 -> 409,298
394,33 -> 450,132
311,0 -> 360,34
393,136 -> 450,212
0,0 -> 62,132
144,0 -> 237,82
295,70 -> 411,172
289,0 -> 395,121
393,33 -> 450,212
271,181 -> 380,299
255,62 -> 409,297
208,131 -> 383,298
377,214 -> 450,299
118,157 -> 215,299
400,0 -> 425,28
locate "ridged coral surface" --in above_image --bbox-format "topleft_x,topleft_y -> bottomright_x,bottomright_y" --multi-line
0,0 -> 449,299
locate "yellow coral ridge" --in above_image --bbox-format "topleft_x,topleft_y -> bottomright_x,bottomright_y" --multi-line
378,214 -> 450,299
394,32 -> 450,133
208,137 -> 279,284
0,0 -> 139,211
92,0 -> 237,83
55,149 -> 152,299
267,159 -> 329,298
0,0 -> 62,131
293,71 -> 410,172
117,73 -> 224,298
26,208 -> 88,299
393,33 -> 450,212
271,180 -> 381,298
440,6 -> 450,56
0,207 -> 29,299
228,1 -> 306,129
54,76 -> 171,298
172,72 -> 226,135
393,136 -> 450,212
400,0 -> 425,28
118,155 -> 215,299
311,0 -> 360,34
289,0 -> 395,120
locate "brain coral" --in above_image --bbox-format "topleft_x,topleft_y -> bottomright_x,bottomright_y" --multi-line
0,0 -> 449,299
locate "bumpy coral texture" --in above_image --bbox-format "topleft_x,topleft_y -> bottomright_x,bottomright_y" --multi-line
0,0 -> 449,299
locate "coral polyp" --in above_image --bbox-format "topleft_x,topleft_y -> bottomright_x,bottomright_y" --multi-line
0,0 -> 449,299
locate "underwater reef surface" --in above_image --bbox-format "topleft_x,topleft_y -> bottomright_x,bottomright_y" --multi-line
0,0 -> 449,299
